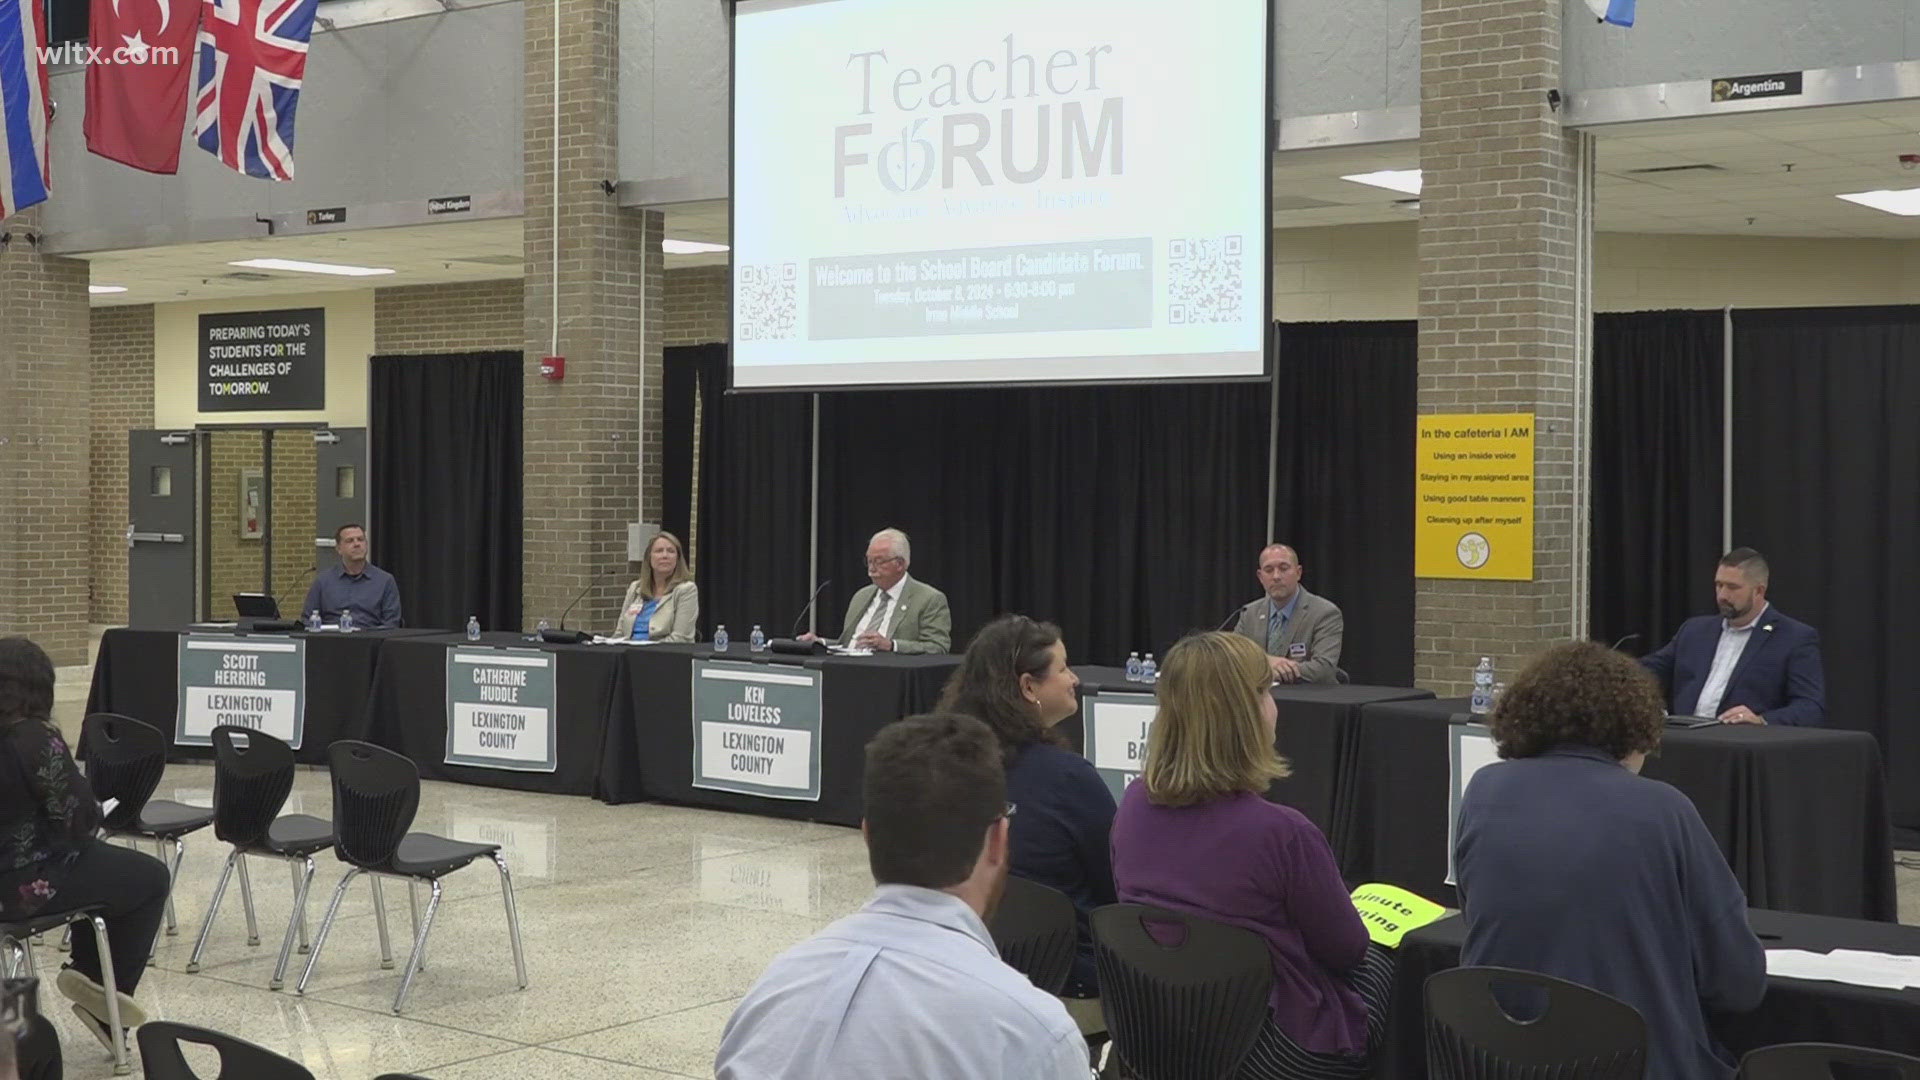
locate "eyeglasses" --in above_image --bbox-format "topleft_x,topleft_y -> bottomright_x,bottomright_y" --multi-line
865,556 -> 903,569
999,802 -> 1017,821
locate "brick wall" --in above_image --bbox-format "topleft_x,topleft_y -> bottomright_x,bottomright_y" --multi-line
374,279 -> 524,354
206,430 -> 263,621
271,434 -> 316,606
90,305 -> 156,626
521,0 -> 663,632
665,266 -> 728,346
1414,0 -> 1590,693
0,214 -> 92,665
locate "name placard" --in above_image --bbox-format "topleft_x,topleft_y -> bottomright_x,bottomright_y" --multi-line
1081,691 -> 1158,802
692,660 -> 824,801
445,648 -> 558,773
176,635 -> 307,748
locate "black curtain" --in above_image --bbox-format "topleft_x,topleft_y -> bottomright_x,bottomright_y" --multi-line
692,353 -> 814,640
1731,306 -> 1920,828
660,344 -> 718,548
1588,310 -> 1725,657
1271,321 -> 1417,686
369,351 -> 522,632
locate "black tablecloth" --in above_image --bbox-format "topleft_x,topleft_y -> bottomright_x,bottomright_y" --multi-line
1069,670 -> 1432,837
83,625 -> 433,764
1343,698 -> 1896,920
362,632 -> 624,798
600,645 -> 960,825
1385,910 -> 1920,1079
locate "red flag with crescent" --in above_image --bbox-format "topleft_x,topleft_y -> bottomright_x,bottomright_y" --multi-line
85,0 -> 202,172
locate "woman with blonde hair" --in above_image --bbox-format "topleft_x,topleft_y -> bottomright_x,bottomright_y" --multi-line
1110,631 -> 1391,1080
613,531 -> 700,643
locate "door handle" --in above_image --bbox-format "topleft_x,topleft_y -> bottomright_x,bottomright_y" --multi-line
130,532 -> 185,544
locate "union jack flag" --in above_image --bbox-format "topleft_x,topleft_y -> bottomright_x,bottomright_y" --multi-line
193,0 -> 319,181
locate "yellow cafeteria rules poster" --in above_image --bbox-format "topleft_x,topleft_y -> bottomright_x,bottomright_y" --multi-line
1415,413 -> 1534,581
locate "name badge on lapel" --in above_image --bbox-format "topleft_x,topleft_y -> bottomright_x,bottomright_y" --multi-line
1288,643 -> 1309,660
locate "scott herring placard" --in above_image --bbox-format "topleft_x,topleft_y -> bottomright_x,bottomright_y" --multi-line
445,647 -> 558,773
692,660 -> 824,800
176,634 -> 307,748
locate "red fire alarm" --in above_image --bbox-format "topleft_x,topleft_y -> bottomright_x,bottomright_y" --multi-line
539,355 -> 565,381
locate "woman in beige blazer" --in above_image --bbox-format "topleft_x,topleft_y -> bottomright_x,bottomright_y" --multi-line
613,531 -> 700,642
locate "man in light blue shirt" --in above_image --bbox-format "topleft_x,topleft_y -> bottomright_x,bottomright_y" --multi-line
715,714 -> 1092,1080
301,524 -> 403,628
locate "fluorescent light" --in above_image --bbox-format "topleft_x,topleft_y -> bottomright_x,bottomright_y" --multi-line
662,238 -> 729,255
89,285 -> 127,294
1341,169 -> 1423,196
227,258 -> 395,277
1836,187 -> 1920,216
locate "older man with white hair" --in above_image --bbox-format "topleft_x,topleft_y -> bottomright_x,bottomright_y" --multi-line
802,528 -> 952,654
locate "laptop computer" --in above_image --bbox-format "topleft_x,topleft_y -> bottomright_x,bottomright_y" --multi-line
233,593 -> 280,619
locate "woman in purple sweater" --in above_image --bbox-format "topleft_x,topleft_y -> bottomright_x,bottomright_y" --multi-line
1110,631 -> 1393,1080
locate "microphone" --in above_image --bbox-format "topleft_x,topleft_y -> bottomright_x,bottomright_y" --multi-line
543,567 -> 625,644
276,566 -> 316,618
789,579 -> 833,638
1216,602 -> 1246,631
1608,632 -> 1642,653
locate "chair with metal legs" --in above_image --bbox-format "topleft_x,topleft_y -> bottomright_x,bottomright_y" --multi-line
2,907 -> 131,1076
187,727 -> 336,989
80,714 -> 214,955
297,741 -> 528,1014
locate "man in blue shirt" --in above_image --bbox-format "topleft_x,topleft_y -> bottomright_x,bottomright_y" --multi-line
301,524 -> 402,628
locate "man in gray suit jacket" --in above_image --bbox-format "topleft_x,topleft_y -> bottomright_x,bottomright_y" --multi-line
801,528 -> 953,654
1232,543 -> 1344,684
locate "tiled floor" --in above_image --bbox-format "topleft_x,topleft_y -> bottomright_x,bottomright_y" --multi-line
33,655 -> 1920,1079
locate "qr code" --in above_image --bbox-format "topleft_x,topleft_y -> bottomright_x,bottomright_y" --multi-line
1166,235 -> 1245,325
737,263 -> 799,341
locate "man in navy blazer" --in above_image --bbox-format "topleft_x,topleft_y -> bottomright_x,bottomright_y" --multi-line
1640,548 -> 1825,726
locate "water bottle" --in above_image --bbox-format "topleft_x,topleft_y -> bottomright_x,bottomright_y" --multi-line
306,609 -> 322,632
466,615 -> 481,642
1470,656 -> 1495,715
1124,651 -> 1143,682
713,624 -> 730,652
750,625 -> 767,653
338,609 -> 354,634
1140,653 -> 1158,683
536,618 -> 551,636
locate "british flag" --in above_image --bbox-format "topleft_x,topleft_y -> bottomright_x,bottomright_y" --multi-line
193,0 -> 318,181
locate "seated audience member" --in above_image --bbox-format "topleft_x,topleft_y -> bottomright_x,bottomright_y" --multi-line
1639,547 -> 1824,725
715,714 -> 1090,1080
613,530 -> 699,643
0,639 -> 171,1052
799,528 -> 952,653
1455,640 -> 1765,1080
1231,544 -> 1344,684
8,987 -> 61,1080
1111,632 -> 1391,1080
939,615 -> 1114,995
301,524 -> 403,628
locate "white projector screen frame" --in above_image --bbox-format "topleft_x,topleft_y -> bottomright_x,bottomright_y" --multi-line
727,0 -> 1274,392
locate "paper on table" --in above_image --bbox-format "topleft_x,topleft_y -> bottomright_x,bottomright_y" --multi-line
1766,948 -> 1920,989
827,645 -> 874,656
99,797 -> 119,818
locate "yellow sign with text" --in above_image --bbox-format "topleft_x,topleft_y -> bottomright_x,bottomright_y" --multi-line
1416,413 -> 1534,581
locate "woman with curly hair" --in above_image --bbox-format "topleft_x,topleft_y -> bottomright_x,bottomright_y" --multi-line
938,614 -> 1113,995
1455,640 -> 1766,1080
0,638 -> 171,1054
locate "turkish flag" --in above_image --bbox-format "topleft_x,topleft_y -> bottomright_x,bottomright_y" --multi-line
84,0 -> 202,173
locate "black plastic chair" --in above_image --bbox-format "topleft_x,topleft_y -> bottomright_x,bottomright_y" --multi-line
988,875 -> 1079,996
1091,903 -> 1273,1080
136,1021 -> 316,1079
82,713 -> 214,949
296,741 -> 528,1014
1738,1043 -> 1920,1079
186,727 -> 336,989
1425,966 -> 1647,1079
1,906 -> 130,1074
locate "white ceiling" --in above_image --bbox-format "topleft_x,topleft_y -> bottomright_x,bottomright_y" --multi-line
81,100 -> 1920,306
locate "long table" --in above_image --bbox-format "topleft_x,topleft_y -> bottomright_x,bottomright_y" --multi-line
1385,910 -> 1920,1079
1068,669 -> 1433,837
1341,698 -> 1897,921
83,625 -> 434,764
604,645 -> 960,825
362,632 -> 627,798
